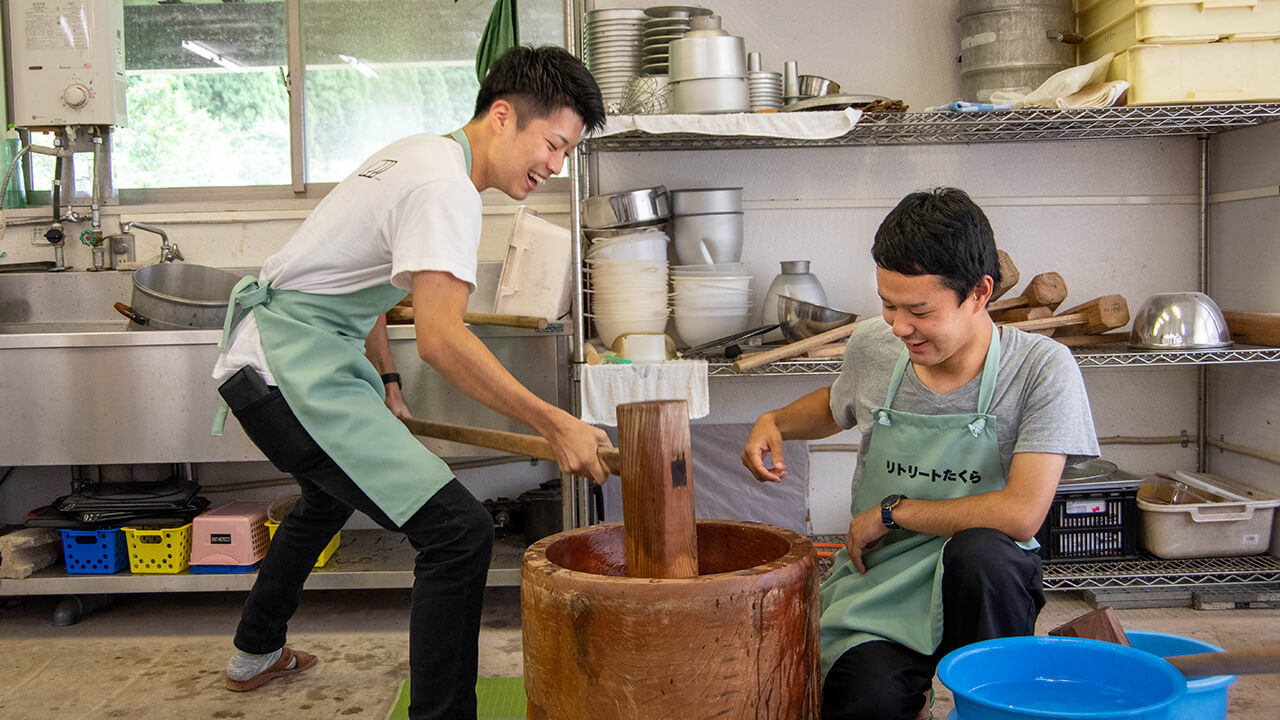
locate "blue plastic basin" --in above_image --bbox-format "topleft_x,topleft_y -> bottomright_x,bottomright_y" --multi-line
1125,630 -> 1234,720
938,636 -> 1186,720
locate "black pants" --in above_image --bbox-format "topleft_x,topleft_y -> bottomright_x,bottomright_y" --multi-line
821,528 -> 1046,720
224,379 -> 494,720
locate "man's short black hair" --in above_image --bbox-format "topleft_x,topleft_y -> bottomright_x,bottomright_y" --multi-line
474,45 -> 606,134
871,187 -> 1001,305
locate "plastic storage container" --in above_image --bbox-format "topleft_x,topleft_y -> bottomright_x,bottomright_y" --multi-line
123,523 -> 193,574
492,206 -> 572,321
189,500 -> 271,567
1109,38 -> 1280,104
1079,0 -> 1280,63
265,521 -> 340,568
1137,472 -> 1279,558
60,528 -> 129,574
1035,468 -> 1141,562
1126,630 -> 1236,720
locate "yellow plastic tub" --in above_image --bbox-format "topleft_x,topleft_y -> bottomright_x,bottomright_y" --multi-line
122,523 -> 193,574
1109,38 -> 1280,104
265,521 -> 340,568
1079,0 -> 1280,62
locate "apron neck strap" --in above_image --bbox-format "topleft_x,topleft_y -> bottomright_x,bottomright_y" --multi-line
448,128 -> 473,176
885,322 -> 1002,413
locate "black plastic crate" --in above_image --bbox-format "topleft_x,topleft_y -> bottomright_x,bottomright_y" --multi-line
1035,488 -> 1139,563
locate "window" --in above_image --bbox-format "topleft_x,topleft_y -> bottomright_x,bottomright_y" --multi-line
44,0 -> 564,192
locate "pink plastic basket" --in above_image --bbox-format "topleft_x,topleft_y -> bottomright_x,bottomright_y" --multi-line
189,500 -> 271,566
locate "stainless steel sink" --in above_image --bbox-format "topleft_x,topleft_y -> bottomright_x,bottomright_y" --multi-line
0,264 -> 570,465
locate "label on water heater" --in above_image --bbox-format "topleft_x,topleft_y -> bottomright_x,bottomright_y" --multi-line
1065,500 -> 1106,515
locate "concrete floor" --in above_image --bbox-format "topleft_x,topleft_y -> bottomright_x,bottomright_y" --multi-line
0,588 -> 1276,719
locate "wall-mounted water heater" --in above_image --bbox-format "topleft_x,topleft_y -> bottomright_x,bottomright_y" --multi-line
7,0 -> 127,128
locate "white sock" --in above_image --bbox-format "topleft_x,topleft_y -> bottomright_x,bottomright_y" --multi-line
226,648 -> 293,681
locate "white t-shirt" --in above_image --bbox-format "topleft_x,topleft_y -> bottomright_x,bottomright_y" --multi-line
212,134 -> 482,384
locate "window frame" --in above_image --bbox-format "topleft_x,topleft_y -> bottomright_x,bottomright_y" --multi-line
15,0 -> 570,209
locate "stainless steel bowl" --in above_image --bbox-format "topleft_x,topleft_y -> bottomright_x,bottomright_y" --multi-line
1128,291 -> 1233,350
796,74 -> 840,98
778,295 -> 857,342
582,186 -> 671,229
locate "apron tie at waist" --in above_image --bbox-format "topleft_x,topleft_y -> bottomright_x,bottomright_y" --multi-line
213,275 -> 272,436
218,276 -> 270,352
968,418 -> 986,437
877,411 -> 892,427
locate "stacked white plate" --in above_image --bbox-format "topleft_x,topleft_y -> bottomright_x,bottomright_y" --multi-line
587,230 -> 671,347
584,8 -> 647,112
749,71 -> 784,111
670,263 -> 752,347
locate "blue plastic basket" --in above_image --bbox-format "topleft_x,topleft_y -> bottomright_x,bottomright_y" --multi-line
60,528 -> 130,575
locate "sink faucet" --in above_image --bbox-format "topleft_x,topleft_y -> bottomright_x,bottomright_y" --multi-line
121,221 -> 182,263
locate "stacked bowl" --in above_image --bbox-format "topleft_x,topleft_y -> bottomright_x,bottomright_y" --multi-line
671,263 -> 752,347
582,187 -> 672,347
583,8 -> 646,112
668,16 -> 749,114
641,5 -> 709,76
671,187 -> 744,265
749,71 -> 784,110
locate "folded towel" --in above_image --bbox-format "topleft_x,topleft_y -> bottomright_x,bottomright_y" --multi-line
1056,80 -> 1130,109
597,108 -> 862,140
580,359 -> 709,426
990,52 -> 1117,109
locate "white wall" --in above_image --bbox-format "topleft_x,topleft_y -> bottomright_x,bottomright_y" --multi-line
1207,120 -> 1280,551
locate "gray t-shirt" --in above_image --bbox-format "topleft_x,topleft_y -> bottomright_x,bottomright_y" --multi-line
829,320 -> 1099,492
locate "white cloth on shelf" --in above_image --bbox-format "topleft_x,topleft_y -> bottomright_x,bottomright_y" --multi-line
579,359 -> 710,426
1055,81 -> 1130,108
989,53 -> 1117,109
597,108 -> 862,139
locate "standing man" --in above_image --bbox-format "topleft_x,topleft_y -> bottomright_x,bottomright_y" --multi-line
741,188 -> 1098,720
210,46 -> 608,720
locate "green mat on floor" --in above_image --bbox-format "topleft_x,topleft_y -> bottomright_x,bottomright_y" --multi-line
386,677 -> 526,720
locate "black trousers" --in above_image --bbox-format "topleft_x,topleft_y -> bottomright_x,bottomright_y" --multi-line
224,379 -> 494,720
821,528 -> 1046,720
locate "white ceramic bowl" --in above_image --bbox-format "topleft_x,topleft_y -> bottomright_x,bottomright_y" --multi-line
586,233 -> 670,262
593,314 -> 670,348
673,312 -> 751,347
673,212 -> 744,264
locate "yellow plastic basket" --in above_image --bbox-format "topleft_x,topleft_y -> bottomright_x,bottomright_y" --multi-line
122,523 -> 193,574
265,521 -> 340,568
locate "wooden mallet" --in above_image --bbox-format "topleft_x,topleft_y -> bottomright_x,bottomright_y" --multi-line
402,400 -> 699,580
988,271 -> 1068,319
1005,294 -> 1130,336
991,250 -> 1020,301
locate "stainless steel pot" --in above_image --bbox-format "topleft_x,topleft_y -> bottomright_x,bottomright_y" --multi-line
117,263 -> 241,329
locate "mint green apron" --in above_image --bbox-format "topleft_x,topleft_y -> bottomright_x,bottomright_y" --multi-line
819,325 -> 1034,680
209,128 -> 474,527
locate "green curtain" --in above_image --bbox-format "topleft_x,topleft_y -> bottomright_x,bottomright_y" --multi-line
475,0 -> 520,84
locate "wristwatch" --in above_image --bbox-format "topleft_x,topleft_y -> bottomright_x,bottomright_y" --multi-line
880,494 -> 906,530
380,372 -> 402,387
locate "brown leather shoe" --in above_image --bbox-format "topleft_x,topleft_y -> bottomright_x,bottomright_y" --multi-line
225,646 -> 318,692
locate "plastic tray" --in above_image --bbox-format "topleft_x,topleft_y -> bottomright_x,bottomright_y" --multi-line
190,500 -> 271,567
123,523 -> 192,574
1109,38 -> 1280,104
1079,0 -> 1280,62
265,521 -> 340,568
1137,472 -> 1279,558
493,206 -> 573,321
60,528 -> 129,575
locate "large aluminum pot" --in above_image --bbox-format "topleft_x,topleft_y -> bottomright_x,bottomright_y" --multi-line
122,263 -> 241,330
